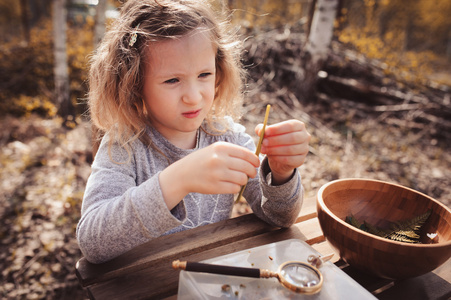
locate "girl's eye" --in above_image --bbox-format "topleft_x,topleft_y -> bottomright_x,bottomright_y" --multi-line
199,72 -> 212,78
164,78 -> 179,84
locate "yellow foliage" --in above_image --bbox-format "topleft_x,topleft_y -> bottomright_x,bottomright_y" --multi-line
9,95 -> 57,117
227,0 -> 305,29
418,1 -> 451,31
337,0 -> 450,87
0,16 -> 94,117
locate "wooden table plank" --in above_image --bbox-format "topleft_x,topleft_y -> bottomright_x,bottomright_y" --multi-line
310,240 -> 340,263
338,261 -> 451,300
76,196 -> 319,287
295,195 -> 318,222
87,217 -> 326,299
376,270 -> 451,300
76,213 -> 275,287
76,193 -> 451,300
77,196 -> 325,299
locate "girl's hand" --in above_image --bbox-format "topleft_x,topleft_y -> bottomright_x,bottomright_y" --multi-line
255,120 -> 311,185
159,142 -> 259,209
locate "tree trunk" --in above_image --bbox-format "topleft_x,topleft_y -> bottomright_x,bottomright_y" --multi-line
447,30 -> 451,60
52,0 -> 74,123
306,0 -> 316,39
94,0 -> 107,46
300,0 -> 338,101
91,0 -> 108,156
20,0 -> 30,44
306,0 -> 338,61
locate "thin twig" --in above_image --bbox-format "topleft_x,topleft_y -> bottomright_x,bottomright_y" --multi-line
235,104 -> 271,203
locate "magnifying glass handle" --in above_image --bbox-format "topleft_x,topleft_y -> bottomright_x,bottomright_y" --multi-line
173,260 -> 323,294
173,260 -> 273,279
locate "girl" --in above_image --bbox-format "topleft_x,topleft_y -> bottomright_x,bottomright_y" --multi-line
77,0 -> 311,264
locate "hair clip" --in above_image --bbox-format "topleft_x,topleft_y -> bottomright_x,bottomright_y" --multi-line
129,23 -> 140,47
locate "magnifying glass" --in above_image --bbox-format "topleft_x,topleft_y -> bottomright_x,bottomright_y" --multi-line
172,254 -> 333,295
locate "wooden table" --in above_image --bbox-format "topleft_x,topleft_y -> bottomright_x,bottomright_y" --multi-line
76,196 -> 451,299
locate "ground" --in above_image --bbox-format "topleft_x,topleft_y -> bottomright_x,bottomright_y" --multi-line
1,31 -> 450,299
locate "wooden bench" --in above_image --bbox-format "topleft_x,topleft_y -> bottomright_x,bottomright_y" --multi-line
76,196 -> 451,299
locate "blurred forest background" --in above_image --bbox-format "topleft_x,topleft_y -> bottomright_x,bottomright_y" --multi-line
1,0 -> 450,299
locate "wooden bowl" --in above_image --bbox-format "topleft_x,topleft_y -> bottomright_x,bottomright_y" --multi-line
317,178 -> 451,279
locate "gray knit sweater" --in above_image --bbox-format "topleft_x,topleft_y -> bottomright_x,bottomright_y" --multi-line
76,120 -> 303,263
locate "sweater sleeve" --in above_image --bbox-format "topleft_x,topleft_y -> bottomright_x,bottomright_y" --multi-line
76,136 -> 184,264
245,157 -> 303,228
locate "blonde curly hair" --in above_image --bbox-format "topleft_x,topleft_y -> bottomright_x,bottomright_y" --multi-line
88,0 -> 245,152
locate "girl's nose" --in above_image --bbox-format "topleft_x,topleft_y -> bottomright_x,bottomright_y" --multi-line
182,83 -> 202,105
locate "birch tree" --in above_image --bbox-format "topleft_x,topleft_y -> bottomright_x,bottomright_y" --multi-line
19,0 -> 30,43
52,0 -> 73,121
301,0 -> 339,101
94,0 -> 107,46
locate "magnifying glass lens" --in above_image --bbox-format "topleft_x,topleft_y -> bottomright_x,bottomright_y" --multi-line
280,263 -> 320,288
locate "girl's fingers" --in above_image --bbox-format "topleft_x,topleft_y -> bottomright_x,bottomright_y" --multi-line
219,169 -> 251,186
179,142 -> 260,196
267,153 -> 307,166
212,181 -> 243,194
210,142 -> 260,167
199,161 -> 254,194
197,142 -> 259,185
262,131 -> 310,148
255,121 -> 310,151
229,149 -> 260,168
255,120 -> 306,137
221,156 -> 258,179
254,120 -> 311,177
261,143 -> 309,156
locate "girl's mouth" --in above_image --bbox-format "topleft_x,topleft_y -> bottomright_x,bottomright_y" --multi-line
182,109 -> 201,119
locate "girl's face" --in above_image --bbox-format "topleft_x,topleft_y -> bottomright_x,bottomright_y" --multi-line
142,29 -> 216,149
